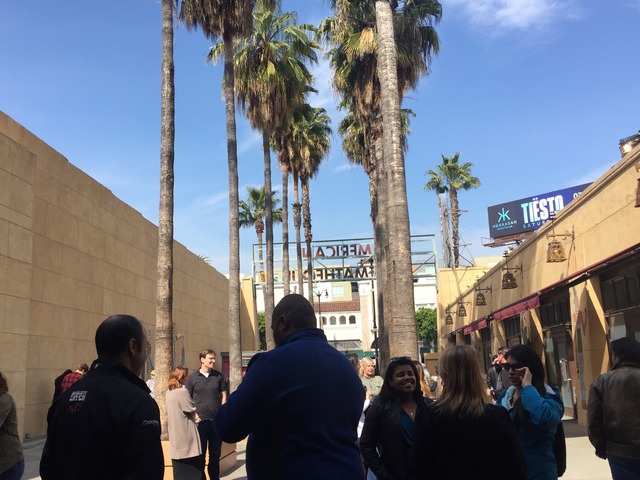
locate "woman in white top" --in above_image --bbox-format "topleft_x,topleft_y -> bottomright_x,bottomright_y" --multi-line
166,366 -> 203,480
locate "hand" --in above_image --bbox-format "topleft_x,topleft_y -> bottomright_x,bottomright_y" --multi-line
517,367 -> 532,387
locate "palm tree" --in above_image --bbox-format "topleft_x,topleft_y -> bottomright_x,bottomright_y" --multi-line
155,0 -> 176,440
321,0 -> 441,359
425,152 -> 480,267
239,186 -> 283,280
180,0 -> 255,392
235,2 -> 318,348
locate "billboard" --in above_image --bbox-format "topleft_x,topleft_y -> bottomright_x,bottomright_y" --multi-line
487,183 -> 591,240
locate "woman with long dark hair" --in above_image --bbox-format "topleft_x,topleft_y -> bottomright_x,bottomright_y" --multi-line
409,345 -> 526,479
499,345 -> 563,480
0,371 -> 24,480
360,357 -> 430,480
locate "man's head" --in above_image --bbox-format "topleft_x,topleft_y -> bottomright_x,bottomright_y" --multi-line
271,294 -> 317,346
497,346 -> 508,365
77,363 -> 89,374
95,314 -> 148,377
199,349 -> 217,373
611,337 -> 640,365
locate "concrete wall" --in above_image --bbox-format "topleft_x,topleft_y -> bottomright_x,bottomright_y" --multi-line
0,111 -> 234,438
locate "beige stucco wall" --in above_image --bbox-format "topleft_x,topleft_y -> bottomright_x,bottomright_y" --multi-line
0,111 -> 234,439
437,144 -> 640,425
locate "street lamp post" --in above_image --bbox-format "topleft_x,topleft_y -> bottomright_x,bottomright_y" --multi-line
315,289 -> 328,329
371,282 -> 380,376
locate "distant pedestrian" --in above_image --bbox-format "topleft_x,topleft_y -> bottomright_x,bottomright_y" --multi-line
214,294 -> 365,480
588,336 -> 640,479
360,357 -> 383,402
40,314 -> 164,480
494,346 -> 510,399
147,370 -> 156,399
60,363 -> 89,394
409,346 -> 526,480
360,357 -> 431,480
166,366 -> 203,480
0,371 -> 24,480
185,349 -> 227,480
499,345 -> 563,480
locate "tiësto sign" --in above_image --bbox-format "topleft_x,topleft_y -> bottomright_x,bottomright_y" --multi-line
487,183 -> 591,239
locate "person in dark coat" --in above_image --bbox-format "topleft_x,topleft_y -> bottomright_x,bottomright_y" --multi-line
214,294 -> 364,480
409,345 -> 526,480
360,357 -> 430,480
40,314 -> 164,480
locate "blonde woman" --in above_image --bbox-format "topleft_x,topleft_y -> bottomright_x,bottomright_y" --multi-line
360,357 -> 383,401
166,366 -> 203,480
413,360 -> 431,399
409,346 -> 526,480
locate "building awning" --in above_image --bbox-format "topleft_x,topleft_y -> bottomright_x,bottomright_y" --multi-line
463,318 -> 488,335
493,295 -> 540,321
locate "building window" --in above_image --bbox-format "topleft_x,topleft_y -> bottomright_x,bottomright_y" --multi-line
321,316 -> 327,326
349,315 -> 356,325
504,315 -> 521,347
540,293 -> 570,329
332,285 -> 344,296
330,316 -> 337,325
339,315 -> 347,325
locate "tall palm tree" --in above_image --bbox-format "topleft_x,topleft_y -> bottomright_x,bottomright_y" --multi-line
321,0 -> 441,359
155,0 -> 176,440
425,152 -> 480,267
235,2 -> 318,348
239,186 -> 283,280
179,0 -> 255,392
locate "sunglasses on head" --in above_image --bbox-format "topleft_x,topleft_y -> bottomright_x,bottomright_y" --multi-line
504,363 -> 524,372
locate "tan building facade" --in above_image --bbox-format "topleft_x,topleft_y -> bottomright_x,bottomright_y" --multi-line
0,112 -> 257,439
438,143 -> 640,426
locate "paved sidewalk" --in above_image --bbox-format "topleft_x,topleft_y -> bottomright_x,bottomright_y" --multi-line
23,419 -> 610,479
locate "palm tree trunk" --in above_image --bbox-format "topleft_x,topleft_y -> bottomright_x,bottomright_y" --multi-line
450,188 -> 460,268
302,176 -> 314,306
224,33 -> 242,392
293,173 -> 304,294
281,166 -> 290,295
155,0 -> 175,441
263,134 -> 275,350
375,0 -> 417,359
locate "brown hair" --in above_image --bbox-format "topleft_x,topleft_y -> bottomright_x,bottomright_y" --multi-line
0,371 -> 7,393
434,345 -> 486,419
199,349 -> 216,360
168,366 -> 189,391
413,360 -> 430,398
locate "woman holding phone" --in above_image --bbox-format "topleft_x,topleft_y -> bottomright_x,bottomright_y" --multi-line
499,345 -> 563,480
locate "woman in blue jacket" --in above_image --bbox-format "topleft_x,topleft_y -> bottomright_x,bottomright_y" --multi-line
499,345 -> 563,480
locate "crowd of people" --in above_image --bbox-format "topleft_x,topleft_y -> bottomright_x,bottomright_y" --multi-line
27,294 -> 640,480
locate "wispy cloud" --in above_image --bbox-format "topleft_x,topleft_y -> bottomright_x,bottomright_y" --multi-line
444,0 -> 581,34
567,161 -> 615,187
333,162 -> 356,174
238,130 -> 262,154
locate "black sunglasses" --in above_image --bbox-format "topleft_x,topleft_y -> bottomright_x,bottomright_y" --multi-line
503,363 -> 524,372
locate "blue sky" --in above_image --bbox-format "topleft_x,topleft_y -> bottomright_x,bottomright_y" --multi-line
2,0 -> 639,276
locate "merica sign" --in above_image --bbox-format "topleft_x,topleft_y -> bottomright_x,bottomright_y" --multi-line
487,183 -> 591,239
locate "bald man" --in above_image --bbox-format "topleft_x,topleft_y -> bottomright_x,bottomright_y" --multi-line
214,294 -> 365,480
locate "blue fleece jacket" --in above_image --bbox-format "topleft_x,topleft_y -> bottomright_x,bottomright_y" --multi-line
501,385 -> 563,480
214,328 -> 365,480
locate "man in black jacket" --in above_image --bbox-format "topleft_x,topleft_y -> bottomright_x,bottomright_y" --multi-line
40,314 -> 164,480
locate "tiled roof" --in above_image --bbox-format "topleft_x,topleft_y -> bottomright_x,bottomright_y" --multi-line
314,299 -> 361,313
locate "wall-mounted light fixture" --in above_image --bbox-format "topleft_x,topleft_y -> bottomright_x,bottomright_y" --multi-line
619,131 -> 640,156
546,214 -> 574,263
501,251 -> 522,290
445,307 -> 454,325
475,286 -> 492,306
458,302 -> 469,317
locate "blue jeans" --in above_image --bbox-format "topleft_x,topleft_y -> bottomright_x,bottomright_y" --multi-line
608,455 -> 640,480
0,459 -> 24,480
197,419 -> 222,480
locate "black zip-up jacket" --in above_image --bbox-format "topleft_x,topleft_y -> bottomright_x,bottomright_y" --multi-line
40,359 -> 164,480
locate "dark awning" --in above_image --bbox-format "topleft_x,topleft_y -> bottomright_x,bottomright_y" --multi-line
463,318 -> 488,335
493,295 -> 540,321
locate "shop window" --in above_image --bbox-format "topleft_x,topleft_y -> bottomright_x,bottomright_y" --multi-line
480,326 -> 492,372
600,258 -> 640,312
464,334 -> 471,345
505,315 -> 522,347
540,294 -> 570,328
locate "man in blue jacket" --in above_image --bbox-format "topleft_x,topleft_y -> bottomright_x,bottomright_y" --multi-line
214,294 -> 365,480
